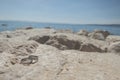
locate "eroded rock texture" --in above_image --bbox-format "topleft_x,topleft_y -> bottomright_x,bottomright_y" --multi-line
0,28 -> 120,80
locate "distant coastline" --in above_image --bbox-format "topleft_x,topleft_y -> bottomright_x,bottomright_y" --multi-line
85,24 -> 120,26
0,20 -> 120,35
0,20 -> 120,26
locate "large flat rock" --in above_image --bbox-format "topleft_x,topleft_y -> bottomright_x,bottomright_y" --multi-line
0,28 -> 120,80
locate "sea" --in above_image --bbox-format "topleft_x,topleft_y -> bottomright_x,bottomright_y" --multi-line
0,21 -> 120,35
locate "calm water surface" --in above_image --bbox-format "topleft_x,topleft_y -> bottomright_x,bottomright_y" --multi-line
0,21 -> 120,35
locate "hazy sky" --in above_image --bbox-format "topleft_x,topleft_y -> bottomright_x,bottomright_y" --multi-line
0,0 -> 120,24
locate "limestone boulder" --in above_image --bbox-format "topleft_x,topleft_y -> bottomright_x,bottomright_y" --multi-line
11,41 -> 39,56
56,29 -> 73,33
44,26 -> 52,29
46,35 -> 81,50
29,35 -> 50,44
79,43 -> 103,52
0,39 -> 13,53
0,28 -> 120,80
94,29 -> 110,38
106,35 -> 120,44
88,30 -> 110,40
25,27 -> 33,30
108,41 -> 120,53
77,30 -> 89,36
89,32 -> 105,40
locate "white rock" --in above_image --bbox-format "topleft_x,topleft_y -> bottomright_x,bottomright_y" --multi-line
0,28 -> 120,80
108,41 -> 120,53
77,30 -> 89,36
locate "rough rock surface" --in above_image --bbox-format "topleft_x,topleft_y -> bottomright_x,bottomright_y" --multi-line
28,33 -> 103,52
56,29 -> 73,33
11,41 -> 39,56
108,41 -> 120,53
46,35 -> 81,50
88,30 -> 110,40
29,35 -> 50,44
77,30 -> 89,36
0,28 -> 120,80
80,43 -> 103,52
0,39 -> 13,53
106,35 -> 120,43
20,55 -> 38,65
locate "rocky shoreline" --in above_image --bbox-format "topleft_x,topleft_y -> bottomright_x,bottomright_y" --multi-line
0,28 -> 120,80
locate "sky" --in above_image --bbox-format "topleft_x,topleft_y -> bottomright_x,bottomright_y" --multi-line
0,0 -> 120,24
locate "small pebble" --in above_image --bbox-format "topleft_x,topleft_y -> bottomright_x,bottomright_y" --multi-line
20,55 -> 38,65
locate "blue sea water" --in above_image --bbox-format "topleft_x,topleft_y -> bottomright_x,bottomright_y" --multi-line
0,21 -> 120,35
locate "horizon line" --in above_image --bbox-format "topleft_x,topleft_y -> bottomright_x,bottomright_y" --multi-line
0,20 -> 120,25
